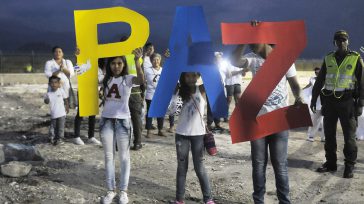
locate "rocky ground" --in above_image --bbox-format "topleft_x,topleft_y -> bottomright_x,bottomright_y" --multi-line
0,78 -> 364,204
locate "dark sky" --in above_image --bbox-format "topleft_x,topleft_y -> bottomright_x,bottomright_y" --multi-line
0,0 -> 363,58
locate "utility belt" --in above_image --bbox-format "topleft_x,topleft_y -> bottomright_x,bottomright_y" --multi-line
321,89 -> 355,101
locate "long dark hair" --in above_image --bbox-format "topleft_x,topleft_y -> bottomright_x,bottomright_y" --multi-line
178,72 -> 200,102
102,56 -> 128,89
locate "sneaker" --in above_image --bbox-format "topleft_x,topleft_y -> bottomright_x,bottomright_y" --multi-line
306,137 -> 314,142
88,137 -> 101,145
205,200 -> 216,204
53,139 -> 64,146
102,191 -> 116,204
119,191 -> 129,204
73,137 -> 85,145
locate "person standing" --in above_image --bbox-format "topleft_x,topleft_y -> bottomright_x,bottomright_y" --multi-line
302,67 -> 325,142
231,21 -> 303,204
144,53 -> 166,137
311,30 -> 364,178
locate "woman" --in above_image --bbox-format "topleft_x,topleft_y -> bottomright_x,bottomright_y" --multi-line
44,46 -> 75,98
144,53 -> 165,137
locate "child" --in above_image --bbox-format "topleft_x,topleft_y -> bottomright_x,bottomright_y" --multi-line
172,72 -> 215,204
100,48 -> 144,204
44,76 -> 69,145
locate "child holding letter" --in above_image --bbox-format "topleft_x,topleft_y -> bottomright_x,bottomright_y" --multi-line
100,48 -> 144,204
172,72 -> 215,204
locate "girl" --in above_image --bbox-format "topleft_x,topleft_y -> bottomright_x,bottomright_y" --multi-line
173,72 -> 215,204
100,48 -> 144,204
145,53 -> 166,137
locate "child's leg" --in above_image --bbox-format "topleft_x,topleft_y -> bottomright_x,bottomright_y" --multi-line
115,119 -> 132,191
100,118 -> 116,191
190,135 -> 212,202
169,115 -> 175,128
49,119 -> 56,140
157,117 -> 164,130
57,116 -> 66,140
175,134 -> 191,202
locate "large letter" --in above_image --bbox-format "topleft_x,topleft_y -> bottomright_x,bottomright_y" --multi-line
221,21 -> 312,143
148,6 -> 228,118
74,7 -> 149,116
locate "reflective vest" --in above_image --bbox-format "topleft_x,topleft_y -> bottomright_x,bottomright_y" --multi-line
324,52 -> 359,91
125,55 -> 143,76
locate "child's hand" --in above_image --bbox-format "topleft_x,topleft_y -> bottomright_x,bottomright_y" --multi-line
75,46 -> 80,56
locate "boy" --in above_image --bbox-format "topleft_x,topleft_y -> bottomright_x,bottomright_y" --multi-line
44,76 -> 69,145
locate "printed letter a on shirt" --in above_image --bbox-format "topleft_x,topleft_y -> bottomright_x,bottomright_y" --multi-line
107,84 -> 121,99
148,6 -> 228,118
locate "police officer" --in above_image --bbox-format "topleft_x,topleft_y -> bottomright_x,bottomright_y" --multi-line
311,30 -> 364,178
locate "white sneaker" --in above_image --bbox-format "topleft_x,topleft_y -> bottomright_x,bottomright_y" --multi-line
306,137 -> 314,142
102,191 -> 116,204
73,137 -> 85,145
88,137 -> 102,145
119,191 -> 129,204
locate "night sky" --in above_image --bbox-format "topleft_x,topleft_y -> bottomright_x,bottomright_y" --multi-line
0,0 -> 363,58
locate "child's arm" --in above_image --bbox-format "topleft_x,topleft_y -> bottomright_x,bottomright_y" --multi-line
132,47 -> 145,85
44,94 -> 49,104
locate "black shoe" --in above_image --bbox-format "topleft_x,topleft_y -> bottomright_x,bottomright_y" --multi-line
131,144 -> 142,151
316,163 -> 337,173
343,165 -> 354,178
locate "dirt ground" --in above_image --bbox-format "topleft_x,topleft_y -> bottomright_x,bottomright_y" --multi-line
0,75 -> 364,204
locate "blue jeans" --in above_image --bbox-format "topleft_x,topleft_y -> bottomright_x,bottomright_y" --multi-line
251,131 -> 290,204
100,118 -> 132,191
175,134 -> 212,202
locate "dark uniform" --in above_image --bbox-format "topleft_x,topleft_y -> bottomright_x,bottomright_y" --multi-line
311,30 -> 364,178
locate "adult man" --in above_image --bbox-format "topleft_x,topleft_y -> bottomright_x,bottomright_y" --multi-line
311,30 -> 364,178
231,25 -> 302,204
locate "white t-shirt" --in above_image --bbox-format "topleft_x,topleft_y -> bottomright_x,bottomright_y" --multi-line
176,87 -> 206,136
243,52 -> 297,115
224,64 -> 242,86
44,88 -> 67,119
44,59 -> 75,98
143,56 -> 152,70
144,67 -> 162,100
302,76 -> 322,111
101,75 -> 134,119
